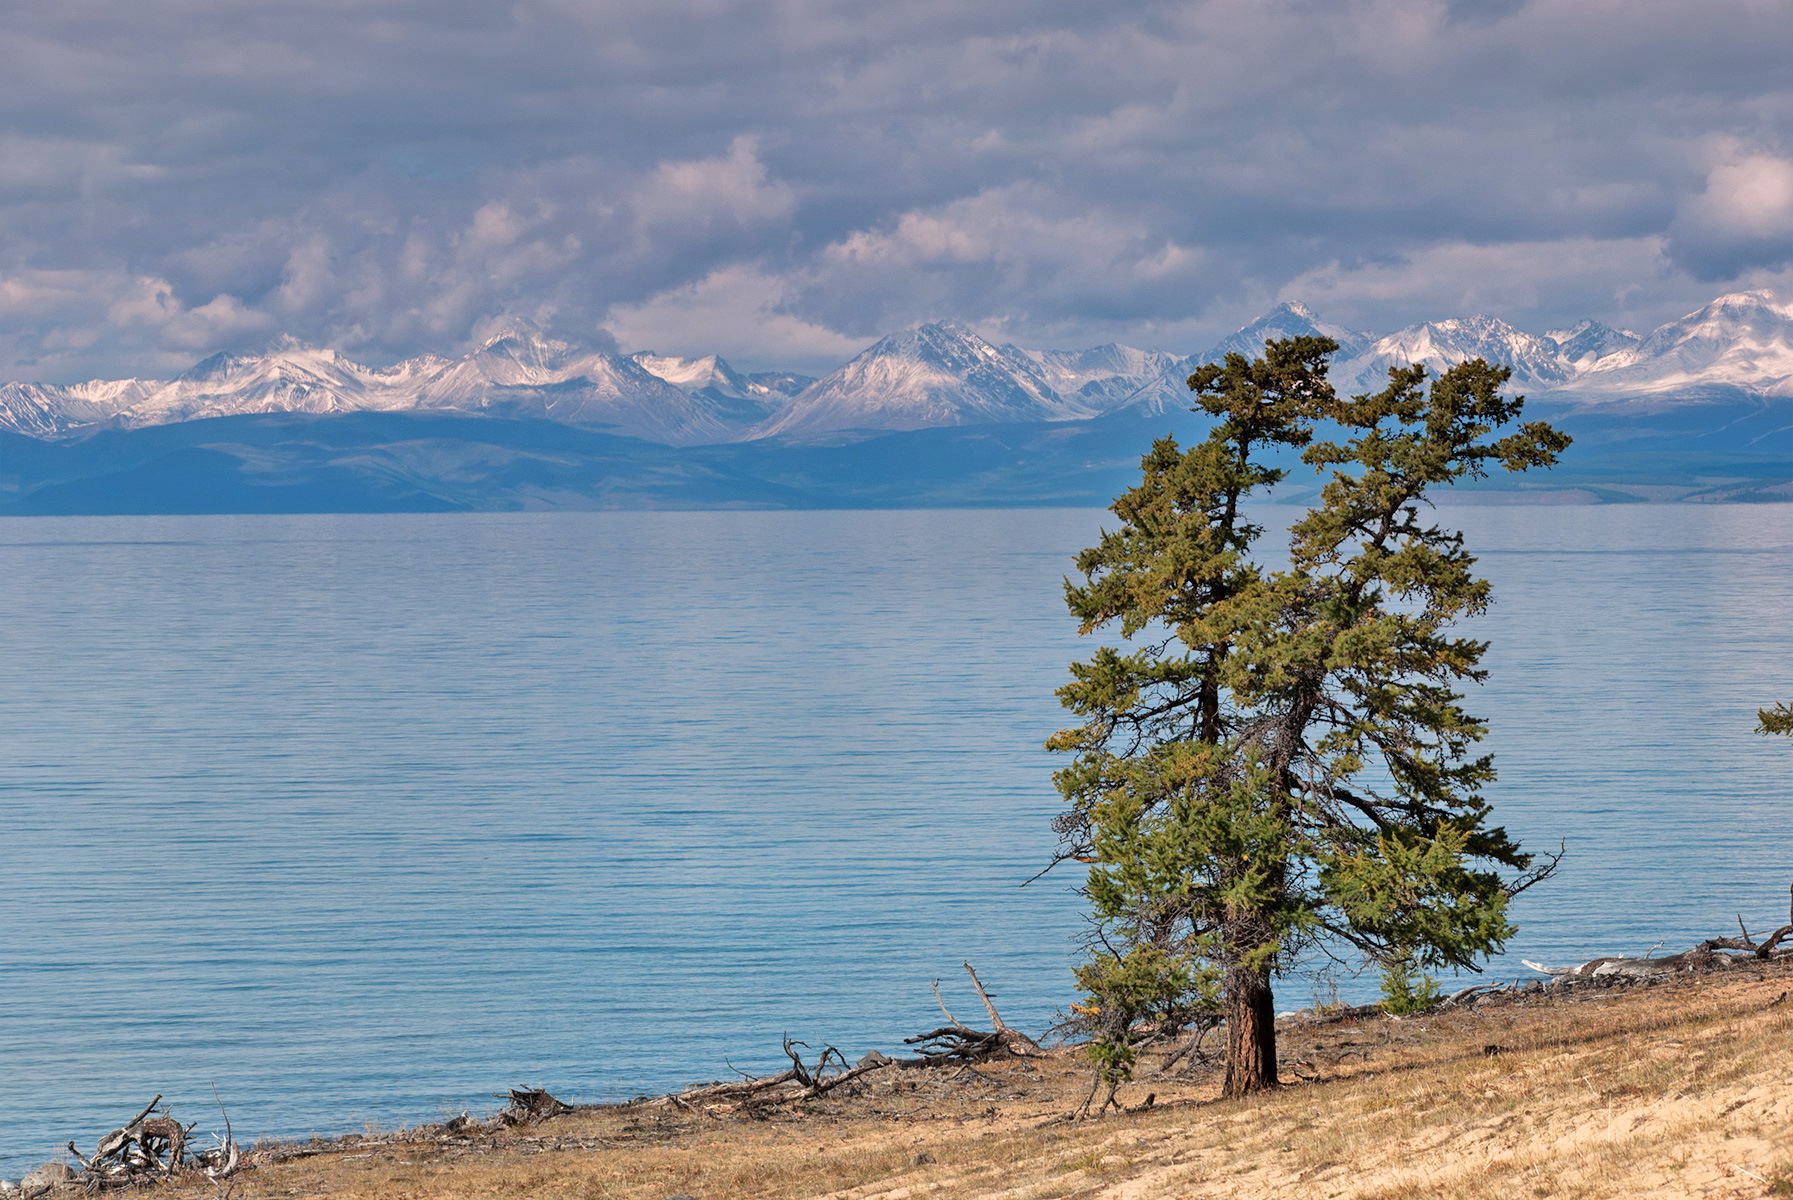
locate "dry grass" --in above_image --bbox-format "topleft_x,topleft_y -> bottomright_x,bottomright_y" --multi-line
146,968 -> 1793,1199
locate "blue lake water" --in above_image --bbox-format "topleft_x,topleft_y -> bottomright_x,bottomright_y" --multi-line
2,506 -> 1791,1170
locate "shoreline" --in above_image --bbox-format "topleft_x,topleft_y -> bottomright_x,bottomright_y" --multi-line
17,959 -> 1793,1198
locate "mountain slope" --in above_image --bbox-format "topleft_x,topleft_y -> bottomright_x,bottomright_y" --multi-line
757,321 -> 1093,439
1017,343 -> 1195,415
1198,300 -> 1374,364
1332,315 -> 1572,393
631,351 -> 812,423
15,290 -> 1793,450
1568,291 -> 1793,400
0,326 -> 750,446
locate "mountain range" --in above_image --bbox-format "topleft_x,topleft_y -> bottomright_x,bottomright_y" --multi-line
3,290 -> 1793,512
7,289 -> 1793,448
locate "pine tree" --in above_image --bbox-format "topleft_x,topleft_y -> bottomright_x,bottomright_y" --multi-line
1051,339 -> 1569,1102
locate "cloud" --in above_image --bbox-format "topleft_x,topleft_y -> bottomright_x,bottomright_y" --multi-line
1668,150 -> 1793,280
157,294 -> 278,351
2,0 -> 1793,380
603,264 -> 866,371
630,137 -> 796,245
1276,236 -> 1684,335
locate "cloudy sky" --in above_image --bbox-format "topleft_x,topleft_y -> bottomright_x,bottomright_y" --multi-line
4,0 -> 1793,380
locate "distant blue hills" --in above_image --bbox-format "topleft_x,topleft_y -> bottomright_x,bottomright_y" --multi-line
2,393 -> 1789,514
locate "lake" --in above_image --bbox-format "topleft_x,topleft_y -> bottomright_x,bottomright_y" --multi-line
2,506 -> 1790,1171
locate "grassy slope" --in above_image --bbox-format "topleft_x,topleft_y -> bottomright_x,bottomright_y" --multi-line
129,966 -> 1793,1200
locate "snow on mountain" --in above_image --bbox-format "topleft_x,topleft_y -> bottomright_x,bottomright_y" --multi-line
114,338 -> 395,427
757,321 -> 1096,439
1016,343 -> 1193,415
0,325 -> 749,446
1568,291 -> 1793,399
395,325 -> 740,444
631,351 -> 798,422
1332,315 -> 1572,394
15,291 -> 1793,447
0,378 -> 153,437
746,370 -> 818,398
1320,291 -> 1793,403
1546,320 -> 1639,370
1198,301 -> 1375,364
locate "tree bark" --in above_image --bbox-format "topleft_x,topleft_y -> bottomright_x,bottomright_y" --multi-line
1223,963 -> 1277,1098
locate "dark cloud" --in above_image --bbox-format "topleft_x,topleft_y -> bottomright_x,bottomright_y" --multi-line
0,0 -> 1791,379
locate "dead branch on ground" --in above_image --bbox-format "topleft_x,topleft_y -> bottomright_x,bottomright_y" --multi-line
641,961 -> 1047,1116
66,1095 -> 197,1190
1524,889 -> 1793,982
904,962 -> 1048,1064
500,1087 -> 575,1126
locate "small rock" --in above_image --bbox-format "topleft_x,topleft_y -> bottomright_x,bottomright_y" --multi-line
910,1152 -> 935,1166
664,1194 -> 698,1200
857,1050 -> 892,1068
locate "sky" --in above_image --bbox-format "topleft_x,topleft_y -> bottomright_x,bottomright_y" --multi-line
6,0 -> 1793,380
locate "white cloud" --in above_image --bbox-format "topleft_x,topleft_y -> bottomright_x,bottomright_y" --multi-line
603,263 -> 866,370
630,137 -> 796,245
1276,237 -> 1683,332
1693,155 -> 1793,239
157,293 -> 277,350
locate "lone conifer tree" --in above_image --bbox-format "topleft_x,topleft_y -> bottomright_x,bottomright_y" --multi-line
1050,337 -> 1569,1102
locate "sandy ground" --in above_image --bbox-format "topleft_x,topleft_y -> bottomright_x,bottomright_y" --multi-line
53,965 -> 1793,1200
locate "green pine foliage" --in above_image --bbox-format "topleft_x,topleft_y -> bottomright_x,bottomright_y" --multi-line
1378,954 -> 1444,1015
1052,337 -> 1569,1099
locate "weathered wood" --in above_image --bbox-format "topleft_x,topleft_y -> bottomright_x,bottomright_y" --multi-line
501,1088 -> 573,1126
963,962 -> 1006,1032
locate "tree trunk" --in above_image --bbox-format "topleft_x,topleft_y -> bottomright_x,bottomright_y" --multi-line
1223,963 -> 1277,1098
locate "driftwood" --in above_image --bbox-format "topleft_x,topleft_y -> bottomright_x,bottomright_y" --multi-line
499,1087 -> 574,1126
643,961 -> 1045,1115
60,1095 -> 200,1190
903,962 -> 1047,1063
1522,945 -> 1748,979
60,1092 -> 243,1192
645,1036 -> 892,1113
1701,899 -> 1793,959
1524,892 -> 1793,981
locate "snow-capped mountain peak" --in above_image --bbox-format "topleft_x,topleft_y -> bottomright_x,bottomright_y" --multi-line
755,320 -> 1091,439
12,290 -> 1793,447
1331,314 -> 1571,393
631,351 -> 786,421
1568,290 -> 1793,398
1200,302 -> 1374,364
